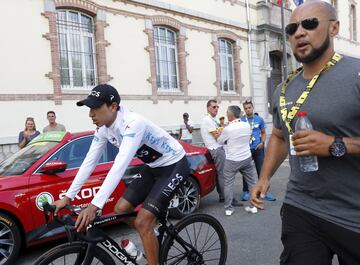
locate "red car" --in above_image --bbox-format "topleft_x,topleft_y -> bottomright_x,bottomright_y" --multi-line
0,131 -> 216,265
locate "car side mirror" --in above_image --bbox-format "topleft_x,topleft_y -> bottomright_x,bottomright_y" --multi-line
41,160 -> 67,174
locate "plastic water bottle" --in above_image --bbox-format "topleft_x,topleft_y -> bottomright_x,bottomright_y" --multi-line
120,239 -> 143,261
294,112 -> 318,172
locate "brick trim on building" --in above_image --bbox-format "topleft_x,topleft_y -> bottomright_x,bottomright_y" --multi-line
55,0 -> 98,14
42,0 -> 109,105
0,93 -> 242,102
211,30 -> 243,103
144,16 -> 190,104
42,10 -> 62,105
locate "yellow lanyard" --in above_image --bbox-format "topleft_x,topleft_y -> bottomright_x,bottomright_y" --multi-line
280,53 -> 342,134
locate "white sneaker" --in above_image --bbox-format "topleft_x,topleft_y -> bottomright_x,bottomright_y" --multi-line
225,209 -> 234,216
244,206 -> 258,214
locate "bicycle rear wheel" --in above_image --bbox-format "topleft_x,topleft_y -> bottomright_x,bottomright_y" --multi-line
160,213 -> 227,265
33,241 -> 116,265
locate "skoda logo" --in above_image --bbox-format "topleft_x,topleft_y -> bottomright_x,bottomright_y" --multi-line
36,192 -> 54,211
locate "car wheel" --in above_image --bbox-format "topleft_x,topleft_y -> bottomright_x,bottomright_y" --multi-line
169,177 -> 200,219
0,212 -> 21,265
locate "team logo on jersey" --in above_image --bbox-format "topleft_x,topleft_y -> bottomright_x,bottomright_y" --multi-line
110,137 -> 119,147
36,192 -> 54,211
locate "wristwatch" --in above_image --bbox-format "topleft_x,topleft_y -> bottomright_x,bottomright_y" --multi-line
329,136 -> 347,158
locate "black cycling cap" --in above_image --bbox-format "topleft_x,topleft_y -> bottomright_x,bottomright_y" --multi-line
77,84 -> 121,108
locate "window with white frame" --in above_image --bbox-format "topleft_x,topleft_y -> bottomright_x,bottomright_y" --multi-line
350,4 -> 357,41
154,27 -> 179,90
218,39 -> 235,93
56,10 -> 97,89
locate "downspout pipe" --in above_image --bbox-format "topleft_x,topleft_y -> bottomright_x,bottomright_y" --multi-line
246,0 -> 253,100
281,0 -> 288,81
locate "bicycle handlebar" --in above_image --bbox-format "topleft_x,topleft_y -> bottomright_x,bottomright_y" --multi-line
42,202 -> 78,227
42,202 -> 56,212
38,202 -> 139,244
40,202 -> 108,243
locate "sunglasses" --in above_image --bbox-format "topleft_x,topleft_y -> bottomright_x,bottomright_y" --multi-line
285,17 -> 333,36
211,105 -> 219,109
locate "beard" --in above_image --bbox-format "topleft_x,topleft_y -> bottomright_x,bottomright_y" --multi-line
294,34 -> 330,63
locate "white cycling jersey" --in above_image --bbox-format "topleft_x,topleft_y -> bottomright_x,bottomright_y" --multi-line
65,107 -> 185,209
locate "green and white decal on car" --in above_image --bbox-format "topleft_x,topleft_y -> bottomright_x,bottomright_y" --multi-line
36,192 -> 54,211
30,131 -> 67,144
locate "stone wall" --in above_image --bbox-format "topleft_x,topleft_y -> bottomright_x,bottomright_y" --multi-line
0,142 -> 19,162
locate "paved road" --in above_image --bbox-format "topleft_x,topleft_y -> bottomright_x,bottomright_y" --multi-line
17,161 -> 340,265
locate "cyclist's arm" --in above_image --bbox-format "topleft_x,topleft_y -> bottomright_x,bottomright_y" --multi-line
91,120 -> 146,209
65,131 -> 107,201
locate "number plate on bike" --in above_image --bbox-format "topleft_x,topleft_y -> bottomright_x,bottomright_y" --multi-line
169,196 -> 179,208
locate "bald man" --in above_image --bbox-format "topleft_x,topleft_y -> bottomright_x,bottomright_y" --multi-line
250,1 -> 360,264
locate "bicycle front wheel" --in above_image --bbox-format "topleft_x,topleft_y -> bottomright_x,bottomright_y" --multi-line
33,241 -> 116,265
160,213 -> 227,265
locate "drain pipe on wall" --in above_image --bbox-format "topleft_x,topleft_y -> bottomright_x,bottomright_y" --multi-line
246,0 -> 253,101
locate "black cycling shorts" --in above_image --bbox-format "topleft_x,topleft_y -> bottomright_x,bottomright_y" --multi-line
280,203 -> 360,265
123,156 -> 190,217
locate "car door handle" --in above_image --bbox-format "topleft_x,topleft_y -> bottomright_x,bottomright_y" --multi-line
98,176 -> 106,181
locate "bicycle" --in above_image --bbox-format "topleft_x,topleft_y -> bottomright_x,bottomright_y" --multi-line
33,202 -> 227,265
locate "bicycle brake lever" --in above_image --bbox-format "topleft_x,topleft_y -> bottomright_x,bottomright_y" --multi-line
42,202 -> 56,224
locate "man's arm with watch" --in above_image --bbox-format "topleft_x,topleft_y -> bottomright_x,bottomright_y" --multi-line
292,130 -> 360,157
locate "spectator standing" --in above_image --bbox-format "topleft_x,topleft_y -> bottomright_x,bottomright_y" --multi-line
18,117 -> 40,148
179,112 -> 194,144
200,100 -> 225,202
215,105 -> 257,216
219,115 -> 226,128
43,111 -> 66,132
251,1 -> 360,264
241,100 -> 276,201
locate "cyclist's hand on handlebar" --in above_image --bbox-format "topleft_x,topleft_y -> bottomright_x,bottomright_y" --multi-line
52,197 -> 71,216
75,203 -> 98,232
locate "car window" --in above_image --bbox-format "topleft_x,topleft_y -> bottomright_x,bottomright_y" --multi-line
0,142 -> 58,176
48,136 -> 108,170
186,154 -> 207,172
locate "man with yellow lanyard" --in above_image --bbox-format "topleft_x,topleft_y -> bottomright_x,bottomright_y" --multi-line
251,1 -> 360,264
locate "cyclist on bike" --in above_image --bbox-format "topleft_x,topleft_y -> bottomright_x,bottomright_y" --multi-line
53,84 -> 190,265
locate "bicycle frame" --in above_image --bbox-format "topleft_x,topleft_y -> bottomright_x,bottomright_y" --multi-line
41,203 -> 203,265
69,211 -> 140,265
79,212 -> 203,265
